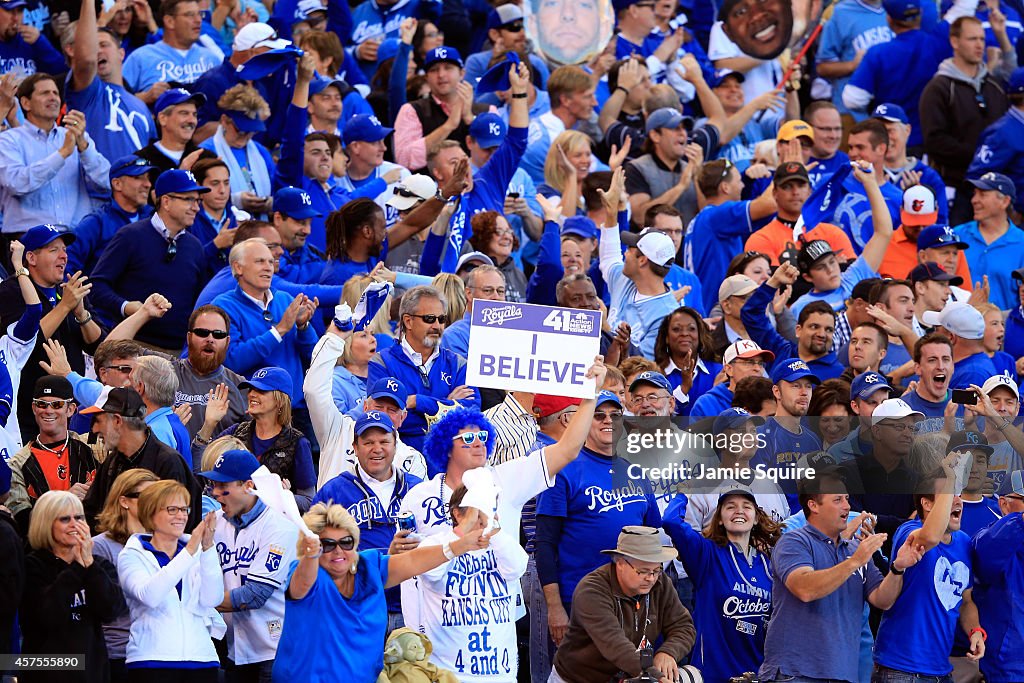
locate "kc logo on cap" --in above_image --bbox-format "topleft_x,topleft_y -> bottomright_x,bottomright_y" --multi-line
386,379 -> 399,392
966,431 -> 981,444
185,171 -> 197,183
253,369 -> 268,379
982,172 -> 999,182
366,410 -> 383,421
300,192 -> 311,205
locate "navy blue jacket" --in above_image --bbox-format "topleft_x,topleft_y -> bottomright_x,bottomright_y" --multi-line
968,108 -> 1024,213
69,201 -> 154,276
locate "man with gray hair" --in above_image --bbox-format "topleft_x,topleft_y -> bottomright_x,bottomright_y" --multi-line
367,285 -> 480,451
130,355 -> 191,466
439,264 -> 507,359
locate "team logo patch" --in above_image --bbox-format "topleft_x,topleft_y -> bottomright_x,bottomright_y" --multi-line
265,545 -> 284,572
267,619 -> 282,640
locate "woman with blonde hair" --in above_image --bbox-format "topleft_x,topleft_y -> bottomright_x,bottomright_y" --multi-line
92,469 -> 160,682
22,490 -> 124,683
271,502 -> 490,681
196,367 -> 316,511
431,271 -> 467,324
540,130 -> 627,217
975,301 -> 1018,378
117,480 -> 221,682
467,212 -> 527,302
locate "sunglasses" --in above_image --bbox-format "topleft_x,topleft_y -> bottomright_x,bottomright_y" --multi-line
320,536 -> 356,552
594,410 -> 624,422
502,21 -> 524,31
394,186 -> 426,199
58,514 -> 87,524
164,239 -> 177,263
452,430 -> 488,445
123,491 -> 143,499
190,327 -> 229,339
32,399 -> 69,409
102,364 -> 133,373
408,313 -> 449,324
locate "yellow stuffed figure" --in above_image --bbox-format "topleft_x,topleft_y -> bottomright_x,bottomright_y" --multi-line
377,628 -> 460,683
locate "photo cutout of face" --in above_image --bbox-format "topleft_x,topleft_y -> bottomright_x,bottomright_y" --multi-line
526,0 -> 615,66
720,0 -> 825,61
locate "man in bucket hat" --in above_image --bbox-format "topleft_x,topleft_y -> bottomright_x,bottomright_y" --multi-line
550,525 -> 695,683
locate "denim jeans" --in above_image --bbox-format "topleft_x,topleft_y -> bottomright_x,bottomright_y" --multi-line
523,553 -> 554,683
871,665 -> 953,683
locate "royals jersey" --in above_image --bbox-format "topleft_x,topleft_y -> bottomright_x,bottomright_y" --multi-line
213,503 -> 299,665
1,320 -> 40,461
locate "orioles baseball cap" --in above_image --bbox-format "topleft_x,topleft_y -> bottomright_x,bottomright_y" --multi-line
774,162 -> 810,186
777,120 -> 814,143
80,387 -> 146,417
901,185 -> 938,227
34,375 -> 74,400
723,339 -> 775,365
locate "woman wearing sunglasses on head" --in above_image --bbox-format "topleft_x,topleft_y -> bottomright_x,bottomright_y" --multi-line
272,501 -> 490,682
20,490 -> 125,683
116,480 -> 222,683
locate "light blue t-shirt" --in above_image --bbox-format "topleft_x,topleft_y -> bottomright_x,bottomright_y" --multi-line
123,41 -> 221,92
790,256 -> 879,319
816,0 -> 893,117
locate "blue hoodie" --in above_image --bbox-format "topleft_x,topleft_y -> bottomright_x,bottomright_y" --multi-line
972,513 -> 1024,683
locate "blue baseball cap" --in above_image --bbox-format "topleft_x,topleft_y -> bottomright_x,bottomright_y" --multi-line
596,390 -> 623,409
872,103 -> 909,125
910,261 -> 964,286
646,107 -> 688,133
0,0 -> 28,9
377,38 -> 401,64
343,114 -> 393,146
366,377 -> 409,409
561,216 -> 599,240
968,172 -> 1016,202
629,371 -> 672,393
424,46 -> 463,70
308,76 -> 344,98
154,169 -> 210,197
713,68 -> 745,87
21,224 -> 76,251
713,407 -> 764,433
1009,67 -> 1024,94
883,0 -> 921,19
475,51 -> 520,94
354,409 -> 396,436
468,113 -> 507,149
200,449 -> 260,483
109,154 -> 156,181
486,3 -> 524,30
770,358 -> 821,385
917,224 -> 968,251
272,187 -> 322,219
239,367 -> 293,398
850,371 -> 894,402
154,87 -> 206,114
227,110 -> 266,133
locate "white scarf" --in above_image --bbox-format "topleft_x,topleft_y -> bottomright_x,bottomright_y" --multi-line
212,125 -> 271,199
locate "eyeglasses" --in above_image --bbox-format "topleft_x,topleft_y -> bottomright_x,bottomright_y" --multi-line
453,430 -> 488,445
622,556 -> 663,578
880,422 -> 915,433
719,159 -> 733,178
190,328 -> 229,339
502,21 -> 524,31
167,194 -> 202,206
632,393 -> 670,406
594,410 -> 624,422
471,286 -> 506,297
123,491 -> 143,499
32,399 -> 68,409
164,238 -> 177,263
57,514 -> 87,524
320,536 -> 356,553
493,228 -> 515,237
732,358 -> 765,367
164,505 -> 190,516
408,314 -> 449,324
102,364 -> 133,374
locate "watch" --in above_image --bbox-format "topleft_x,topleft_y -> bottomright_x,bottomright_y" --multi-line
435,187 -> 446,201
889,564 -> 905,576
14,267 -> 29,279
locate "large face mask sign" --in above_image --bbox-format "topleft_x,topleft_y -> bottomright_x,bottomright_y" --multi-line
525,0 -> 615,66
719,0 -> 826,61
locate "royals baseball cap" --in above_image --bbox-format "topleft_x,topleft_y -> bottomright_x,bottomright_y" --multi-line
850,371 -> 893,401
1008,67 -> 1024,95
296,0 -> 326,17
883,0 -> 921,19
308,77 -> 344,97
712,68 -> 745,86
343,114 -> 393,146
596,390 -> 623,409
645,107 -> 688,133
533,394 -> 582,418
0,0 -> 28,9
200,449 -> 261,482
910,261 -> 964,286
155,169 -> 210,197
629,371 -> 672,393
354,410 -> 396,436
777,120 -> 814,142
424,46 -> 464,70
239,367 -> 293,398
486,3 -> 524,29
716,482 -> 758,505
233,22 -> 290,51
562,216 -> 599,240
982,373 -> 1020,399
468,113 -> 507,149
947,430 -> 994,455
80,387 -> 146,417
771,358 -> 820,385
917,224 -> 968,250
366,377 -> 409,408
921,303 -> 985,340
154,88 -> 206,114
273,187 -> 322,219
797,239 -> 840,273
871,397 -> 924,423
723,339 -> 775,365
774,162 -> 810,186
718,274 -> 758,303
109,155 -> 156,181
386,175 -> 437,211
901,185 -> 938,226
21,224 -> 76,251
872,103 -> 909,125
227,110 -> 267,133
620,229 -> 676,267
34,375 -> 74,400
712,408 -> 764,433
968,172 -> 1016,201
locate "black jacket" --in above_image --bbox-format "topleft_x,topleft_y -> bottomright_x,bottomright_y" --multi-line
19,550 -> 123,683
0,508 -> 24,658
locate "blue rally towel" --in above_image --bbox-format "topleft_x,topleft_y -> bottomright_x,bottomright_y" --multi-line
801,162 -> 852,229
476,51 -> 520,94
237,46 -> 304,80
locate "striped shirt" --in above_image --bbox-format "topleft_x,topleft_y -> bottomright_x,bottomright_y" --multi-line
484,394 -> 538,467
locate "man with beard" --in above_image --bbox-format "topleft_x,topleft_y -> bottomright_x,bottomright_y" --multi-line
692,339 -> 775,417
922,303 -> 996,391
904,333 -> 954,426
272,186 -> 325,285
367,285 -> 480,451
464,5 -> 550,107
136,88 -> 212,174
717,0 -> 793,60
829,371 -> 894,463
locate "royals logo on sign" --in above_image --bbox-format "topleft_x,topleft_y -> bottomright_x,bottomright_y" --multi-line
466,300 -> 601,399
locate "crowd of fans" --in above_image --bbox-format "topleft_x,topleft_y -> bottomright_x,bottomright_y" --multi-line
0,0 -> 1024,681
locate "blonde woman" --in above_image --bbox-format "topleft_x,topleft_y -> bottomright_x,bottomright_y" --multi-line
431,272 -> 467,324
117,481 -> 221,682
93,469 -> 160,682
22,490 -> 123,683
541,130 -> 595,217
975,302 -> 1018,378
271,502 -> 490,681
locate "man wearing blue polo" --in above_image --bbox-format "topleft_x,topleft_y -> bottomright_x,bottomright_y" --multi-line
954,172 -> 1024,309
68,155 -> 156,276
271,186 -> 325,285
91,169 -> 211,350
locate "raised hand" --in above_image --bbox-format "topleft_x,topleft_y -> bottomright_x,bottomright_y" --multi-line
200,511 -> 217,550
297,296 -> 319,327
297,51 -> 317,81
596,166 -> 625,216
535,193 -> 563,223
851,160 -> 877,187
38,338 -> 73,378
586,354 -> 608,390
675,53 -> 703,83
204,383 -> 231,427
298,534 -> 322,559
608,136 -> 632,171
442,157 -> 470,198
141,292 -> 172,318
900,169 -> 922,190
173,403 -> 192,425
851,532 -> 888,567
767,262 -> 799,288
399,17 -> 417,44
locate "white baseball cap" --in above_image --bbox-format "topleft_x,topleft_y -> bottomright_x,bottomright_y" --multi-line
921,303 -> 985,340
386,174 -> 437,211
233,23 -> 291,51
621,229 -> 676,267
723,339 -> 775,365
871,398 -> 924,424
982,373 -> 1020,400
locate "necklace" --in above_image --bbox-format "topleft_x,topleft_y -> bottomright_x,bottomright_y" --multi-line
34,434 -> 70,457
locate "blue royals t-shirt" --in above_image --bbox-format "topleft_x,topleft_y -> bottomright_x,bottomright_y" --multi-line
875,519 -> 972,676
684,200 -> 755,313
535,448 -> 661,604
66,75 -> 155,165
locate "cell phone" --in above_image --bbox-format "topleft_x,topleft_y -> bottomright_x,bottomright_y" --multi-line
951,389 -> 978,405
507,192 -> 520,199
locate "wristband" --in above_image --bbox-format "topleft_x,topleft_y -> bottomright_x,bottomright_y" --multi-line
616,86 -> 630,96
442,541 -> 455,560
75,312 -> 93,325
889,563 -> 905,576
512,92 -> 527,99
996,417 -> 1012,432
969,626 -> 987,641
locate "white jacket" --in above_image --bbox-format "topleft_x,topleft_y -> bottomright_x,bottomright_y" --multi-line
305,333 -> 427,489
117,533 -> 224,664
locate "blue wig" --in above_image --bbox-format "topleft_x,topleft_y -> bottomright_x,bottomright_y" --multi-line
422,406 -> 496,478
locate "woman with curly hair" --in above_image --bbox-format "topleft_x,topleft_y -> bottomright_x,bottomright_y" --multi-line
468,211 -> 527,302
653,307 -> 722,416
664,483 -> 782,683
